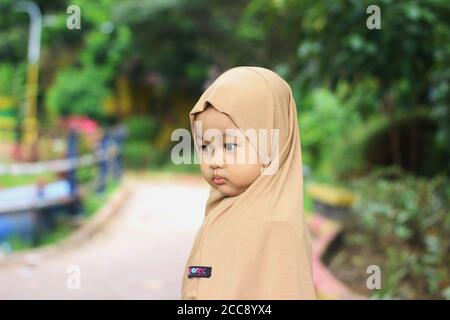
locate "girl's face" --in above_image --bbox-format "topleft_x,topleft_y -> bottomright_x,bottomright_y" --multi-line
195,106 -> 262,197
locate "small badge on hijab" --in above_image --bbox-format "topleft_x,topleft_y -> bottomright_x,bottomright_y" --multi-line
188,266 -> 212,278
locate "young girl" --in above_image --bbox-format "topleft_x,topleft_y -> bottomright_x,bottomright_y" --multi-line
181,66 -> 316,300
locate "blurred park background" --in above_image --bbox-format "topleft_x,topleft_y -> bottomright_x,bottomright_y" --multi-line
0,0 -> 449,299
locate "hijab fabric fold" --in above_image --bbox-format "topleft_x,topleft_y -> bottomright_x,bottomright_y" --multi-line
181,66 -> 316,299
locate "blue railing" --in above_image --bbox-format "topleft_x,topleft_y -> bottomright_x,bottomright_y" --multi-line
0,125 -> 127,244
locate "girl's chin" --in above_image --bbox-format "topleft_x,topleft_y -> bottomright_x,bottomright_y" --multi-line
215,185 -> 243,198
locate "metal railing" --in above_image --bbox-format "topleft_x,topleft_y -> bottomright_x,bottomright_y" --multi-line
0,125 -> 127,215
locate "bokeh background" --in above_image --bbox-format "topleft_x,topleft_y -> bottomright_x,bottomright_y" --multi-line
0,0 -> 448,299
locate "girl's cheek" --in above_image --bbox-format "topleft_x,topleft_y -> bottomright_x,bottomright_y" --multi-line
228,164 -> 255,182
199,164 -> 210,179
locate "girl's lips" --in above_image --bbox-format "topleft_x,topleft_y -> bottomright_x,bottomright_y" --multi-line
212,177 -> 226,185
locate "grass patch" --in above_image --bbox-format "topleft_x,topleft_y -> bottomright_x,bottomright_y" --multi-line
38,223 -> 74,247
84,179 -> 119,218
0,172 -> 56,188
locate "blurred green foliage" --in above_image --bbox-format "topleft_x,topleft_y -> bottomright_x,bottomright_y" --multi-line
349,167 -> 450,299
46,67 -> 109,122
125,116 -> 159,142
299,85 -> 363,175
1,0 -> 448,177
0,63 -> 26,99
123,141 -> 165,170
122,115 -> 164,169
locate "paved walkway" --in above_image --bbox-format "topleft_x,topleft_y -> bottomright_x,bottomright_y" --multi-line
0,175 -> 209,299
0,173 -> 364,300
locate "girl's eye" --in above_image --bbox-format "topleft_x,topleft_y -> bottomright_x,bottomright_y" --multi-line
225,143 -> 238,152
201,144 -> 212,152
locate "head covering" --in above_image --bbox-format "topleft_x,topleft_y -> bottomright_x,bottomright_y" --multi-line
181,66 -> 316,299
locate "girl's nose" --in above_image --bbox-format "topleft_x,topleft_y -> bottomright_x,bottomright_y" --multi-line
209,148 -> 225,169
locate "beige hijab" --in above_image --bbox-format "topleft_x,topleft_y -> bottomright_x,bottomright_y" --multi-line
181,66 -> 316,299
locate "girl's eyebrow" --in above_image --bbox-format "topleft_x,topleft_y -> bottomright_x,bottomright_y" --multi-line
197,132 -> 239,143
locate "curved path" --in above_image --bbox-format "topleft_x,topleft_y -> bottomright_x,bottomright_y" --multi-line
0,173 -> 364,300
0,174 -> 209,299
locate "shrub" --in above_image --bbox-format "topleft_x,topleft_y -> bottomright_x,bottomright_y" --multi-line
0,63 -> 25,99
124,115 -> 159,142
298,85 -> 363,178
327,109 -> 443,180
122,141 -> 164,170
349,167 -> 450,299
46,68 -> 109,122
